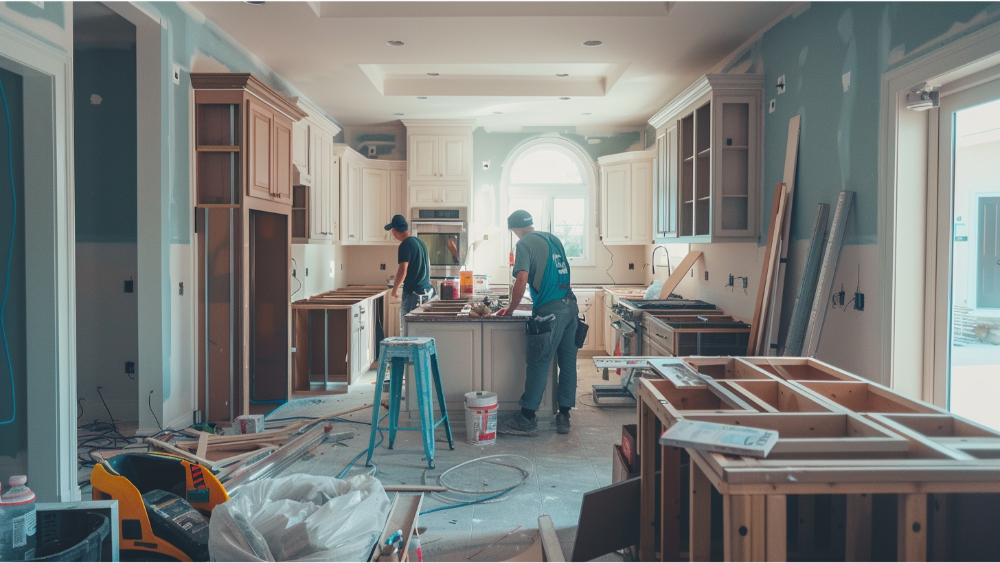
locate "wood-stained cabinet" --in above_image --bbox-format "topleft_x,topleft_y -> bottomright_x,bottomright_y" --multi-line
192,73 -> 307,422
598,150 -> 655,245
648,74 -> 763,242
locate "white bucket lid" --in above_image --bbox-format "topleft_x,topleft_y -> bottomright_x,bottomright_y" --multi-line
464,391 -> 497,407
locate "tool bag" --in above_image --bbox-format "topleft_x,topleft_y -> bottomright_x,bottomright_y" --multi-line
575,318 -> 589,349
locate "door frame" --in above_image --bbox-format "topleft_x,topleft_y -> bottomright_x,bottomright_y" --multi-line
879,19 -> 1000,406
0,16 -> 76,502
973,194 -> 1000,310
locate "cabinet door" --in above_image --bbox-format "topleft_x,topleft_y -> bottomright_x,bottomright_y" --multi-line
408,135 -> 438,181
272,115 -> 293,203
631,160 -> 653,244
655,130 -> 679,238
362,168 -> 390,243
713,94 -> 758,238
411,185 -> 438,205
309,129 -> 327,238
247,100 -> 273,200
439,186 -> 467,205
389,169 -> 407,219
342,158 -> 363,243
439,135 -> 469,181
601,163 -> 632,243
324,139 -> 340,241
292,120 -> 309,170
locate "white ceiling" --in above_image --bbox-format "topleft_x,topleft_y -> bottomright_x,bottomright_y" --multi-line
191,1 -> 790,128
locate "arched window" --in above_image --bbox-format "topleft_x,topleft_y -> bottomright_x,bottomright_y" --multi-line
504,140 -> 594,264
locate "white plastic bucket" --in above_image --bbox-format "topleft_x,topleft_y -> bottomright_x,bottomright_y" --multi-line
464,391 -> 498,445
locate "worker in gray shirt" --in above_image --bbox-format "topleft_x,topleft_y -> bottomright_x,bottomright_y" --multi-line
496,210 -> 578,437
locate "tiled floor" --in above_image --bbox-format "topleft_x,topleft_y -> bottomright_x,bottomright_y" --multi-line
284,357 -> 634,561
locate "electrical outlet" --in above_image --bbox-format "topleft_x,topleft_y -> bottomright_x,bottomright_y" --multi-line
305,268 -> 309,276
368,146 -> 377,157
742,277 -> 748,289
124,279 -> 134,293
854,292 -> 865,311
776,75 -> 786,94
380,263 -> 386,271
704,271 -> 709,281
690,270 -> 694,277
330,262 -> 335,277
628,263 -> 634,270
125,361 -> 135,375
728,274 -> 734,287
178,282 -> 184,296
483,160 -> 490,170
340,263 -> 344,270
769,99 -> 776,113
172,63 -> 181,85
834,290 -> 845,306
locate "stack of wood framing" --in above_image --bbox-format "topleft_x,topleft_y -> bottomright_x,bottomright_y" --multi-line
636,356 -> 1000,562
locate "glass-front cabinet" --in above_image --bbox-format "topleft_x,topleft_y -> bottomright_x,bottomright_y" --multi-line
650,74 -> 763,242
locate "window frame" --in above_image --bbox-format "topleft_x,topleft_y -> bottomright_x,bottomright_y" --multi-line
502,139 -> 597,267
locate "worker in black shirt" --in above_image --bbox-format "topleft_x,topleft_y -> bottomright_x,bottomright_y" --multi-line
387,214 -> 434,335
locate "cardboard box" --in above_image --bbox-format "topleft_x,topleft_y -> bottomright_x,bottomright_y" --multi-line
612,444 -> 640,484
621,424 -> 638,473
234,414 -> 265,434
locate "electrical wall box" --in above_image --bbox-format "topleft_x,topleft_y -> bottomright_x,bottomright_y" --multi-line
855,293 -> 865,311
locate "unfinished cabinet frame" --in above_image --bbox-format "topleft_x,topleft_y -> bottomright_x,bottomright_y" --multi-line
193,74 -> 307,422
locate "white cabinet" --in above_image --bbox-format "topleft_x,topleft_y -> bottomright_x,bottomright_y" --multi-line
334,145 -> 406,245
598,150 -> 655,245
406,132 -> 471,183
410,185 -> 468,205
575,289 -> 600,351
648,74 -> 763,242
385,298 -> 401,338
362,168 -> 390,243
406,322 -> 483,413
603,289 -> 616,355
290,98 -> 342,244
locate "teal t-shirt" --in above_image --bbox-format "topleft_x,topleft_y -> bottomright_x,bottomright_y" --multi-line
398,236 -> 433,294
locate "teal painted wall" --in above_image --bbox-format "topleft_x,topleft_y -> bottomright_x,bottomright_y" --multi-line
74,47 -> 137,243
0,68 -> 26,459
726,2 -> 1000,246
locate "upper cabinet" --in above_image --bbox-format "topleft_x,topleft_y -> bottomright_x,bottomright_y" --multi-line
402,120 -> 475,211
648,74 -> 763,242
334,145 -> 406,246
289,98 -> 342,244
598,150 -> 655,245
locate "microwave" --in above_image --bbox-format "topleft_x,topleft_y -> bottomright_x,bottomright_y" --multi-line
410,208 -> 468,279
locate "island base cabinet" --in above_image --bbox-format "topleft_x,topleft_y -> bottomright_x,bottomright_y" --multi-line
405,323 -> 482,418
404,321 -> 557,420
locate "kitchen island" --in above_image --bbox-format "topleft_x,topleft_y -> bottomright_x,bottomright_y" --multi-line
402,300 -> 558,418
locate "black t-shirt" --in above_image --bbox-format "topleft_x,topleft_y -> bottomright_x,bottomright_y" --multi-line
398,236 -> 433,295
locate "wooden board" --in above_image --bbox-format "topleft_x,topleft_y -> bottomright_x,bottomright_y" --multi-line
570,477 -> 640,562
657,251 -> 704,299
763,116 -> 802,355
748,183 -> 788,355
538,515 -> 565,562
783,203 -> 829,356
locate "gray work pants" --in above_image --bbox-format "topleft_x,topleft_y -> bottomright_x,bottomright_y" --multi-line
400,288 -> 435,336
519,296 -> 579,412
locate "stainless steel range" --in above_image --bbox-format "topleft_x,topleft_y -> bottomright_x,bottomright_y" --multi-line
610,298 -> 720,356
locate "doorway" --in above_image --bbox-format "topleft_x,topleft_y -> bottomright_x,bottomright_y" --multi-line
940,81 -> 1000,430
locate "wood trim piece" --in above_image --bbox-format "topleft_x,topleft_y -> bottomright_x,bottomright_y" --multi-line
897,494 -> 928,562
657,250 -> 703,299
748,184 -> 787,354
764,495 -> 786,562
690,461 -> 712,562
538,515 -> 566,562
763,116 -> 801,355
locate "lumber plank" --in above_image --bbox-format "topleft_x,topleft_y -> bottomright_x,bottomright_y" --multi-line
796,495 -> 815,557
196,433 -> 209,459
763,115 -> 802,355
845,493 -> 872,561
145,437 -> 214,467
750,495 -> 766,562
896,494 -> 927,562
538,515 -> 565,562
658,251 -> 703,300
639,400 -> 658,561
765,495 -> 787,562
660,444 -> 682,562
690,461 -> 713,562
725,494 -> 753,562
748,183 -> 787,355
784,204 -> 830,356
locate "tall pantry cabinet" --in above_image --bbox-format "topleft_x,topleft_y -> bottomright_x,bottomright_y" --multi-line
192,73 -> 307,423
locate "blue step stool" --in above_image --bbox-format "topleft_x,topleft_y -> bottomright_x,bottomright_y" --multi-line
366,337 -> 454,469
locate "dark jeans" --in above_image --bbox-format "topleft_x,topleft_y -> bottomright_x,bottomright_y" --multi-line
400,288 -> 435,336
520,296 -> 579,412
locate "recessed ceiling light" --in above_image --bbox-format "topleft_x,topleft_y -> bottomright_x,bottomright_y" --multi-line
582,112 -> 592,115
493,111 -> 503,114
559,97 -> 571,101
393,113 -> 404,116
427,72 -> 440,76
243,1 -> 267,4
417,96 -> 427,100
386,40 -> 404,47
582,40 -> 603,47
556,73 -> 569,77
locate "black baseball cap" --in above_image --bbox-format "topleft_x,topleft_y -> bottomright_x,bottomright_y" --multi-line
384,214 -> 408,232
507,209 -> 533,229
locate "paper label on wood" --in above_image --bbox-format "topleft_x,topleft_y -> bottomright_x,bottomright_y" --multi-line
658,419 -> 778,458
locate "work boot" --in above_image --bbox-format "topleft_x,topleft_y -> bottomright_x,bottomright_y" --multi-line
497,412 -> 538,437
555,412 -> 571,434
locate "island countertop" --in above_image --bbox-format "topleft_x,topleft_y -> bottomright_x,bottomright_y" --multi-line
405,299 -> 533,322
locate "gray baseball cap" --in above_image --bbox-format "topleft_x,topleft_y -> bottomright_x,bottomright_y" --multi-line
507,209 -> 533,229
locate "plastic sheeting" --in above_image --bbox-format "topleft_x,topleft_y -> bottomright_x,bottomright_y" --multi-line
209,474 -> 391,562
